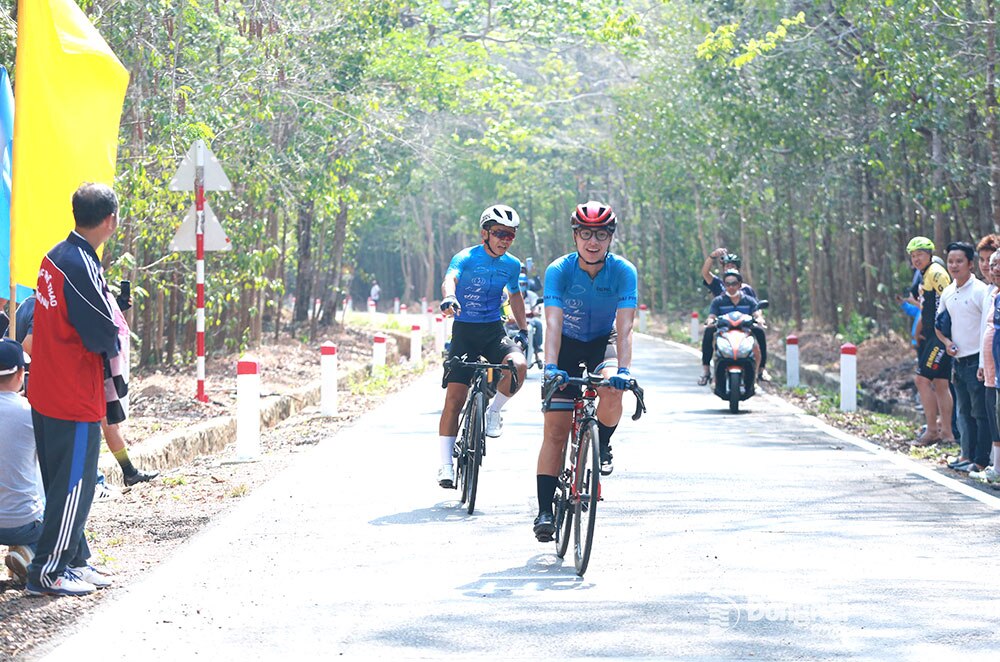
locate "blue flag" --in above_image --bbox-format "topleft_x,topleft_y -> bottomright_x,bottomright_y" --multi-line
0,66 -> 28,302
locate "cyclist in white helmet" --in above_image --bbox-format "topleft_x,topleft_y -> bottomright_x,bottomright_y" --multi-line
435,205 -> 529,488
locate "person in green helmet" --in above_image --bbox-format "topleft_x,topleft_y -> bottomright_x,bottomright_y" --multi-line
907,236 -> 955,446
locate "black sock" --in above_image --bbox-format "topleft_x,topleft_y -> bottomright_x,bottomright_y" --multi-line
598,422 -> 617,449
536,474 -> 558,515
114,448 -> 137,477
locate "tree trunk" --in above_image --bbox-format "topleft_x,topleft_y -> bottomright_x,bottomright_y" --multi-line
293,198 -> 314,323
987,0 -> 1000,232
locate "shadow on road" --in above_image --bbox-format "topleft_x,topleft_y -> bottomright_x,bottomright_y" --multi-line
369,502 -> 476,525
458,554 -> 591,596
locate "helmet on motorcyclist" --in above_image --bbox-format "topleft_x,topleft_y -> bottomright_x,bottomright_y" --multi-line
722,253 -> 741,268
518,274 -> 528,292
906,236 -> 935,253
722,269 -> 743,283
572,201 -> 617,231
480,204 -> 520,230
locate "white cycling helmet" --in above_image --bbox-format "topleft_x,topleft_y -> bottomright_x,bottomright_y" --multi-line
480,204 -> 520,230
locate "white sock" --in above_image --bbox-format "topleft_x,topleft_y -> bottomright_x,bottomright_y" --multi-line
993,445 -> 1000,472
440,436 -> 456,465
489,392 -> 511,413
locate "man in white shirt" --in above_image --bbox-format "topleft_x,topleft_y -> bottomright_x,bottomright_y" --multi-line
936,241 -> 991,472
0,338 -> 42,584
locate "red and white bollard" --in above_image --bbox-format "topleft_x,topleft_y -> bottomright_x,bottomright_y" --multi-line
638,304 -> 648,333
426,306 -> 435,335
372,333 -> 387,374
236,356 -> 260,460
690,312 -> 700,343
840,343 -> 857,411
393,297 -> 400,314
434,315 -> 445,354
400,303 -> 408,319
368,297 -> 377,323
411,324 -> 422,364
786,334 -> 799,387
321,342 -> 338,416
420,296 -> 428,314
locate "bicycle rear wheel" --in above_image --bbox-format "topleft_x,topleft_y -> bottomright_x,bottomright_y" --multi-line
466,390 -> 486,514
554,433 -> 574,558
573,418 -> 600,576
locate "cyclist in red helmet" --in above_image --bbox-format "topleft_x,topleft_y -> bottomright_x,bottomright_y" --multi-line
532,201 -> 638,542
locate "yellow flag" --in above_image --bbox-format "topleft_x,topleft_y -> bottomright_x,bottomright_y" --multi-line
11,0 -> 129,287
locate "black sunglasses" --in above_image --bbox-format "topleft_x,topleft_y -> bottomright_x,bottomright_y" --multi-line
490,229 -> 516,241
723,280 -> 741,286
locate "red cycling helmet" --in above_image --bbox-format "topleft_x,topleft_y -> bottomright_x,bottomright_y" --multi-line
572,201 -> 617,230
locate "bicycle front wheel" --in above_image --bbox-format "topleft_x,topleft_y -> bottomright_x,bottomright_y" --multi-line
554,433 -> 574,558
573,418 -> 600,576
466,390 -> 486,515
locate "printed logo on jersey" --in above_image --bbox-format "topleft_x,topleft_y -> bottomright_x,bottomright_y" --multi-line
38,268 -> 57,309
472,277 -> 487,286
565,298 -> 584,309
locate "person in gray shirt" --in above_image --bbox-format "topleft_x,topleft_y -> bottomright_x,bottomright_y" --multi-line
0,338 -> 42,584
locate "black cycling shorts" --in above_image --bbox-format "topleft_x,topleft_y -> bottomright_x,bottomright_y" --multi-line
443,320 -> 520,387
916,336 -> 952,380
547,331 -> 618,406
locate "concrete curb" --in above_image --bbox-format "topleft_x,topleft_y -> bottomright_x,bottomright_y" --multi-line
101,329 -> 421,486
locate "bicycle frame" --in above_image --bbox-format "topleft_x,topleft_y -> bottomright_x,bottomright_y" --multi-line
569,388 -> 601,503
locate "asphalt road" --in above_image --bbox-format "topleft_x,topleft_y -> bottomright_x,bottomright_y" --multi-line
38,335 -> 1000,660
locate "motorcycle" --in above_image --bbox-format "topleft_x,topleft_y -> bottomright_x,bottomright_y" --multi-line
711,301 -> 768,413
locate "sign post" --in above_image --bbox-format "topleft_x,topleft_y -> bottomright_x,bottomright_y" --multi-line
169,139 -> 232,402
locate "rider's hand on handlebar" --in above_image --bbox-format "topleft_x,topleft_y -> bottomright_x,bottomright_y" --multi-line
544,363 -> 569,385
608,367 -> 631,390
440,295 -> 461,317
513,329 -> 529,354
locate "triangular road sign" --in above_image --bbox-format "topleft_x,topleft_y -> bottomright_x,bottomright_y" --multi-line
168,139 -> 233,192
169,202 -> 232,252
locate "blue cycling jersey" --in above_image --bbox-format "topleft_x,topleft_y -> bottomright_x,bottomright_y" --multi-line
544,252 -> 638,342
445,244 -> 522,323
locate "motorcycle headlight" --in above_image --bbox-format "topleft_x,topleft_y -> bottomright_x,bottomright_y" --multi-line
738,335 -> 755,357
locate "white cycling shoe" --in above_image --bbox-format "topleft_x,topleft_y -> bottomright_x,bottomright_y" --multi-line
485,410 -> 503,437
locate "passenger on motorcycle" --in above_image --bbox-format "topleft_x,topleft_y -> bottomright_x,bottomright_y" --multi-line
519,274 -> 544,361
698,249 -> 769,384
706,270 -> 765,371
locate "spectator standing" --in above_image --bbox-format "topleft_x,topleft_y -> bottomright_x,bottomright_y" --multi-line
370,280 -> 381,310
908,237 -> 955,446
0,339 -> 42,584
25,183 -> 120,597
936,241 -> 990,473
973,247 -> 1000,482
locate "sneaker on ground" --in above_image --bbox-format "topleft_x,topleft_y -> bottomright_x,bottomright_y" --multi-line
758,369 -> 772,382
533,512 -> 555,542
67,564 -> 112,589
599,442 -> 614,476
123,469 -> 159,487
93,483 -> 120,502
4,545 -> 32,584
25,569 -> 96,597
485,410 -> 503,438
437,463 -> 455,489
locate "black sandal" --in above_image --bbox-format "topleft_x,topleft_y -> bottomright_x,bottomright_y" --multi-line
697,374 -> 710,386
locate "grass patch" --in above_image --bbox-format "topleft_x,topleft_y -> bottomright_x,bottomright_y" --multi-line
162,475 -> 187,487
348,362 -> 414,396
228,483 -> 248,498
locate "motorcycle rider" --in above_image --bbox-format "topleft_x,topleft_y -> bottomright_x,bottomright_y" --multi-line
699,249 -> 769,384
706,270 -> 765,374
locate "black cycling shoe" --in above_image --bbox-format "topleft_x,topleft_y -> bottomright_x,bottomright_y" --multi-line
599,443 -> 613,476
123,469 -> 159,487
533,512 -> 555,542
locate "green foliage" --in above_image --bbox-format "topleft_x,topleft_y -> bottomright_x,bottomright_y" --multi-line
839,312 -> 876,346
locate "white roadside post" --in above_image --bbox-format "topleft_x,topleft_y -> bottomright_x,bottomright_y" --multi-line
372,333 -> 387,374
426,307 -> 435,335
840,342 -> 857,412
321,342 -> 338,416
235,356 -> 260,460
420,297 -> 428,316
400,303 -> 408,320
434,315 -> 445,354
368,297 -> 376,322
393,297 -> 400,314
786,334 -> 800,387
411,324 -> 422,364
638,304 -> 648,333
690,312 -> 700,343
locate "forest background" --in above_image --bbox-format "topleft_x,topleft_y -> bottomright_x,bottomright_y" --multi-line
0,0 -> 993,366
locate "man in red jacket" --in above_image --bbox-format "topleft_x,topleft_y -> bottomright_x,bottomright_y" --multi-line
25,183 -> 121,597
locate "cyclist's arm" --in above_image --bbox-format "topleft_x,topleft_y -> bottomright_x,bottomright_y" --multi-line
544,304 -> 564,365
508,290 -> 528,330
615,307 -> 635,371
441,273 -> 458,299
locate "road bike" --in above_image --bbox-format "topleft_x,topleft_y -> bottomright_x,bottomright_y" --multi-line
445,355 -> 519,514
542,372 -> 646,576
